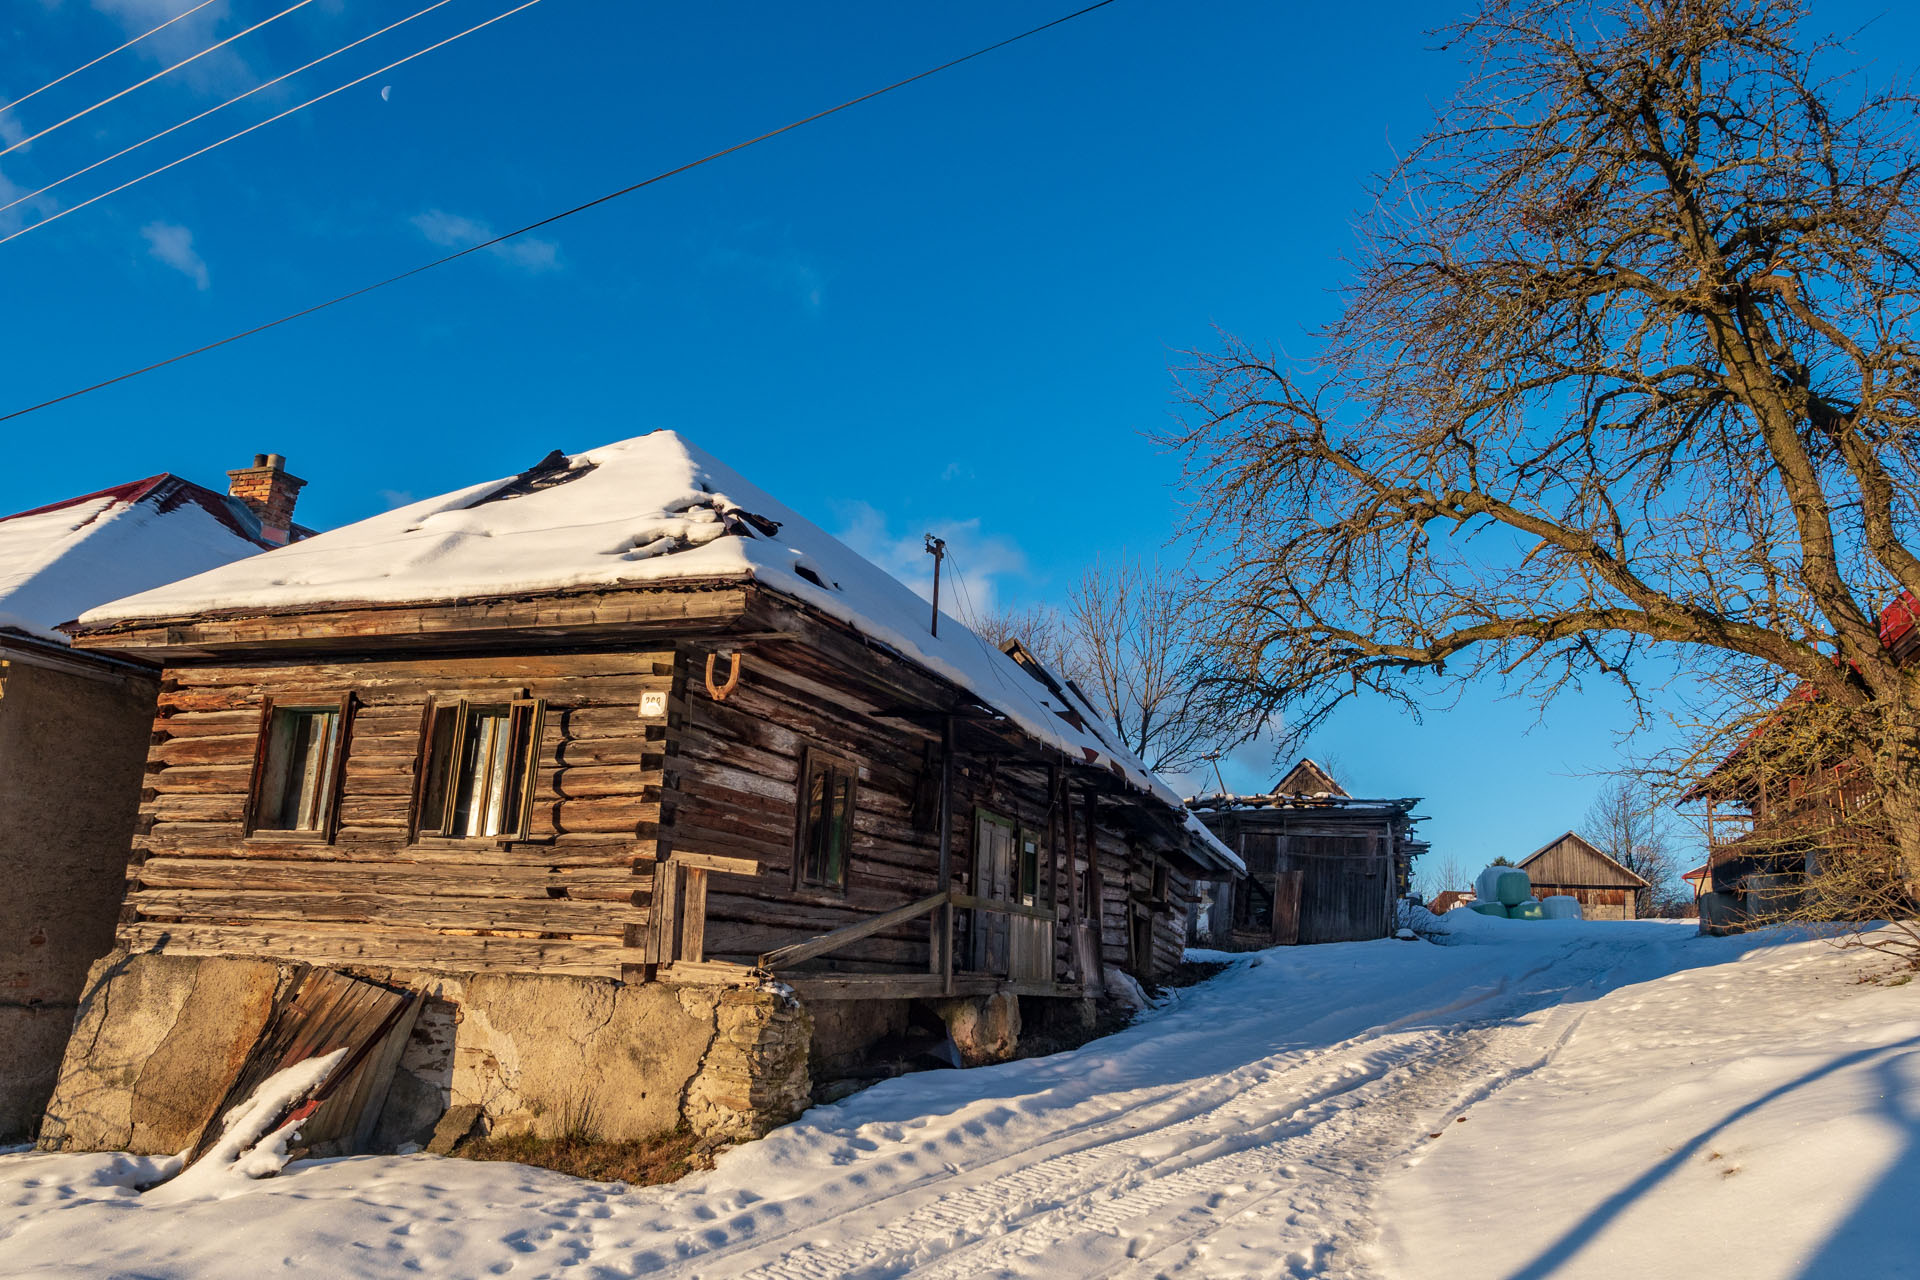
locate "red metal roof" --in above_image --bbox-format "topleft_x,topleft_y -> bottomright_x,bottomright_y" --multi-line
0,473 -> 272,548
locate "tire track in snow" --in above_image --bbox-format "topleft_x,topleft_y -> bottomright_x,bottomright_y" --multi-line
637,936 -> 1651,1280
712,1031 -> 1452,1280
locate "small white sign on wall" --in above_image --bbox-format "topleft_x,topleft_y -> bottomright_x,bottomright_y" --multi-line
639,690 -> 668,719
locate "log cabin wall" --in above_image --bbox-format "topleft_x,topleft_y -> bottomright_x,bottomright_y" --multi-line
123,648 -> 674,978
667,638 -> 946,973
112,588 -> 1203,992
667,630 -> 1193,987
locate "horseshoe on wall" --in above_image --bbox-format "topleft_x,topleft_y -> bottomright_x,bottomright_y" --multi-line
705,651 -> 743,701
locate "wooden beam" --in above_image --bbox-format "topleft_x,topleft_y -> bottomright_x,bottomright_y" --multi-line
669,851 -> 760,877
758,888 -> 951,970
782,973 -> 997,1001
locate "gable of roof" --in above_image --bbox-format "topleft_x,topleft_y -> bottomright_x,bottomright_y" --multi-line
76,432 -> 1242,875
1518,830 -> 1651,888
1273,757 -> 1347,797
0,474 -> 280,641
1429,889 -> 1473,913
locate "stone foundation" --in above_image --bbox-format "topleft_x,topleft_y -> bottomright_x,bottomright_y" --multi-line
39,951 -> 814,1155
929,991 -> 1021,1066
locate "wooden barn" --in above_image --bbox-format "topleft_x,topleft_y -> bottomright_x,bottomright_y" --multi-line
1187,759 -> 1426,947
1516,832 -> 1649,920
39,432 -> 1238,1157
0,457 -> 306,1142
1683,592 -> 1920,934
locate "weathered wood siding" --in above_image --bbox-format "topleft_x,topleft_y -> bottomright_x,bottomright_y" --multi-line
667,639 -> 1191,985
115,614 -> 1197,989
1520,833 -> 1643,889
1213,811 -> 1404,946
667,641 -> 944,972
124,650 -> 673,977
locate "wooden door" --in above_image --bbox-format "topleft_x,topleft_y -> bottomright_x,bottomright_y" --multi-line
1270,869 -> 1304,945
973,813 -> 1015,973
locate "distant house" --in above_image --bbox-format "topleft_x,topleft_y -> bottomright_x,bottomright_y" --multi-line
40,432 -> 1238,1158
1428,889 -> 1473,914
0,455 -> 306,1141
1188,759 -> 1427,947
1516,832 -> 1649,920
1684,592 -> 1918,933
1682,864 -> 1709,902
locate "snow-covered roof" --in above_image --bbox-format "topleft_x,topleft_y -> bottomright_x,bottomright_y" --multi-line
82,432 -> 1240,873
0,475 -> 279,644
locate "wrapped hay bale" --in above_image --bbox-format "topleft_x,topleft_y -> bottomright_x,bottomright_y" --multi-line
1542,895 -> 1583,920
1486,867 -> 1532,906
1509,900 -> 1546,921
1468,900 -> 1509,918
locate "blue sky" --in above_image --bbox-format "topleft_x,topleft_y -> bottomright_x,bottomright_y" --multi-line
2,0 -> 1910,886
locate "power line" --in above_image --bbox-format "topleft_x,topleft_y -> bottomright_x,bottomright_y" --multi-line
0,0 -> 1118,424
0,0 -> 222,118
0,0 -> 319,160
0,0 -> 455,219
0,0 -> 547,245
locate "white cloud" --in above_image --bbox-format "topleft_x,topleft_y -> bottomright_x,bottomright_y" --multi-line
140,220 -> 208,289
90,0 -> 258,94
411,209 -> 559,273
833,499 -> 1030,617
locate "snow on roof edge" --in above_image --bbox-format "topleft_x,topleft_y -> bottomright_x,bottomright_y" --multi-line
76,431 -> 1231,866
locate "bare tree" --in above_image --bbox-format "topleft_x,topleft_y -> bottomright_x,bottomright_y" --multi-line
965,603 -> 1083,685
1063,558 -> 1252,776
1170,0 -> 1920,897
964,561 -> 1260,776
1583,778 -> 1684,916
1415,852 -> 1472,903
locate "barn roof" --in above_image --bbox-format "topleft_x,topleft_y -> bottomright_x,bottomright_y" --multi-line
80,431 -> 1240,874
1518,831 -> 1651,888
0,474 -> 283,643
1428,889 -> 1473,914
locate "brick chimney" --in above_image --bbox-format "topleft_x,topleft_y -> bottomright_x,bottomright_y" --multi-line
226,452 -> 306,546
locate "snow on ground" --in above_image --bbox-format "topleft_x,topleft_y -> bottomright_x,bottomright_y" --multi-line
1,919 -> 1914,1278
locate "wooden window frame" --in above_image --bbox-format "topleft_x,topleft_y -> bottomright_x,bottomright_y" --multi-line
411,697 -> 547,844
1016,825 -> 1044,909
793,745 -> 859,893
974,809 -> 1051,913
244,693 -> 354,842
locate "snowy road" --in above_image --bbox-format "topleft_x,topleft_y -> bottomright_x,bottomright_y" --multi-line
2,919 -> 1915,1278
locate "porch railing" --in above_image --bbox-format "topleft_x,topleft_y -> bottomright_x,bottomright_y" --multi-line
756,886 -> 1056,993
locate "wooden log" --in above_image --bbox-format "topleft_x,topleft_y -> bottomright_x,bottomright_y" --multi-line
151,735 -> 257,766
147,764 -> 252,795
119,920 -> 623,977
134,855 -> 648,897
130,888 -> 639,935
553,797 -> 661,834
758,888 -> 949,969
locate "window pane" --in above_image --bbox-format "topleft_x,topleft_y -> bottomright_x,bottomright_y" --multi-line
257,707 -> 339,832
452,708 -> 510,837
419,707 -> 459,833
826,771 -> 853,886
1019,834 -> 1039,905
803,765 -> 830,883
799,760 -> 853,889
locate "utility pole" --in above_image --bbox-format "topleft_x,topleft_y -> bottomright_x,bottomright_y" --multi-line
925,533 -> 947,637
